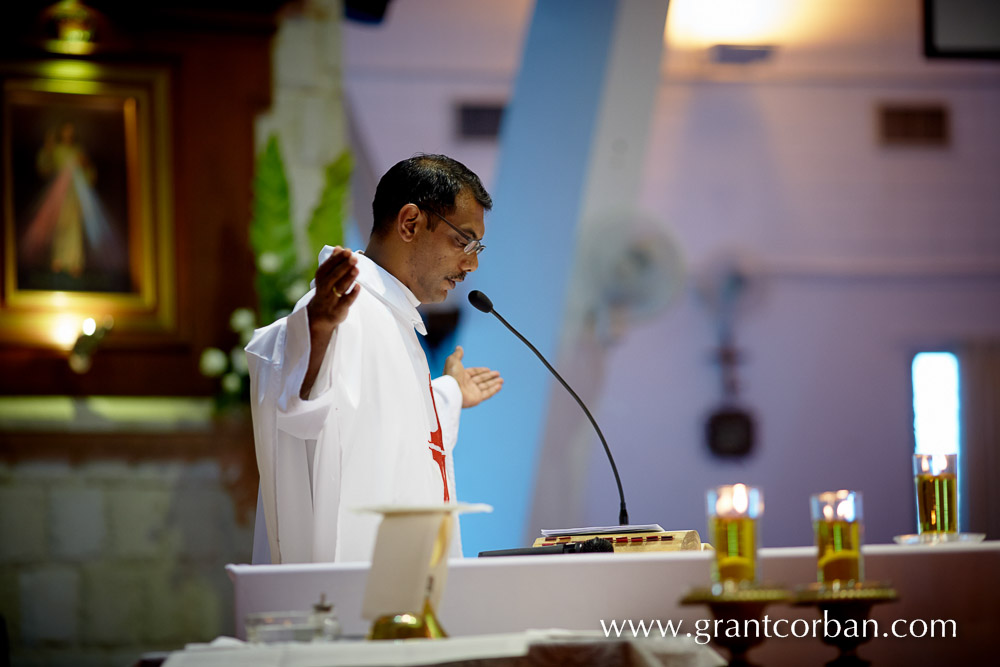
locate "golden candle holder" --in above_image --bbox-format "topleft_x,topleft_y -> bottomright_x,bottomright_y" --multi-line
368,597 -> 448,640
360,503 -> 491,641
681,586 -> 793,667
794,582 -> 898,667
804,488 -> 897,665
689,483 -> 785,666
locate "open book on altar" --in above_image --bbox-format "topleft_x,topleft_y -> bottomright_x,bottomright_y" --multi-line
540,524 -> 664,537
537,525 -> 703,553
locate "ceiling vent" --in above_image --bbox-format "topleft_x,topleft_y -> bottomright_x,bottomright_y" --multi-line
456,103 -> 504,140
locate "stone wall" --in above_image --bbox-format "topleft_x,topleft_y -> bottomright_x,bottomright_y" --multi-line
0,455 -> 253,666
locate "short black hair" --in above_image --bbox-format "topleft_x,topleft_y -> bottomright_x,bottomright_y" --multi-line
370,154 -> 492,237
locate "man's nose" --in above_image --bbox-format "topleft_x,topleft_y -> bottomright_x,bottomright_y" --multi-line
461,251 -> 479,272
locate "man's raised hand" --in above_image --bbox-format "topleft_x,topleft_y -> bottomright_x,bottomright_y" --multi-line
306,247 -> 360,335
300,247 -> 359,399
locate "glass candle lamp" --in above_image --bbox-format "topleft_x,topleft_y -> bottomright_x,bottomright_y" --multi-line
707,484 -> 763,590
810,490 -> 863,589
912,454 -> 958,537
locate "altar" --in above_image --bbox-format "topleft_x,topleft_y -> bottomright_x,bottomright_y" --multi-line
217,542 -> 998,666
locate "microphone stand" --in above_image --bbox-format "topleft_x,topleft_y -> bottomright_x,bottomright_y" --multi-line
476,298 -> 629,526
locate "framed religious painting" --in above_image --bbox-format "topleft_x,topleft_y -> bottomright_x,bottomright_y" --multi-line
0,61 -> 175,349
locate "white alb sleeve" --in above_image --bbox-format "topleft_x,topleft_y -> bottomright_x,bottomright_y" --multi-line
274,300 -> 339,441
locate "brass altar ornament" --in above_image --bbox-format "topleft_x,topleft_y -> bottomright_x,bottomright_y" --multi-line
681,585 -> 793,667
794,581 -> 899,666
359,503 -> 491,641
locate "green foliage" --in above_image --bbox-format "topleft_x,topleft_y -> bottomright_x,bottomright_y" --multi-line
249,135 -> 296,325
306,150 -> 352,271
248,136 -> 351,325
249,135 -> 292,256
203,135 -> 351,410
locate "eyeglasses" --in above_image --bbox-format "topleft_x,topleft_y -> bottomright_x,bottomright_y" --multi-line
427,210 -> 485,255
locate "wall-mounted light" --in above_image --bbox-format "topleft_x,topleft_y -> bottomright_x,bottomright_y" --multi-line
69,316 -> 113,373
40,0 -> 105,55
665,0 -> 820,50
51,314 -> 83,349
708,44 -> 776,64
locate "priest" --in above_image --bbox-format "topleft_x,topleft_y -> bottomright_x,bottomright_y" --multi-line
247,154 -> 503,563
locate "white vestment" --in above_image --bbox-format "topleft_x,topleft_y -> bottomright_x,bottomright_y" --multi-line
246,248 -> 463,563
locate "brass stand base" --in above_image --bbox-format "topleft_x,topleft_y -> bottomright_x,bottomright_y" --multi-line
794,582 -> 898,667
368,599 -> 448,640
681,586 -> 792,667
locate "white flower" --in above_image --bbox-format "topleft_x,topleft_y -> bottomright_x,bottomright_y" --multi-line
199,348 -> 228,377
258,252 -> 281,274
229,308 -> 256,334
284,280 -> 309,304
222,372 -> 242,394
230,347 -> 248,375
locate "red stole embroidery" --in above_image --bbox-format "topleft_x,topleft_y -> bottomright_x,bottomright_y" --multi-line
427,375 -> 449,501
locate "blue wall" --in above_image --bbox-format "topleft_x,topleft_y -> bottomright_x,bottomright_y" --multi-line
454,0 -> 622,556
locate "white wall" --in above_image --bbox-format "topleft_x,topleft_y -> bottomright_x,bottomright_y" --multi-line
343,0 -> 1000,550
343,0 -> 531,254
583,0 -> 1000,547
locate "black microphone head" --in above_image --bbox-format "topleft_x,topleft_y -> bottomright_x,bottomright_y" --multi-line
577,537 -> 615,553
468,290 -> 494,313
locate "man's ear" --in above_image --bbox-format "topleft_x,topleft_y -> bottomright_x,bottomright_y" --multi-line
397,203 -> 422,243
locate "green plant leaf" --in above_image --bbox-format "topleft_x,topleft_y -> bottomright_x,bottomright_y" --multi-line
306,150 -> 352,268
249,135 -> 296,323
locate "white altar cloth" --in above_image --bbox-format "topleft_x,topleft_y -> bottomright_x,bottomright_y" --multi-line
225,542 -> 1000,666
161,630 -> 725,667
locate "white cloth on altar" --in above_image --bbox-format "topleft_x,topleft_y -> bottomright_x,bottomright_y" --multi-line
246,248 -> 463,563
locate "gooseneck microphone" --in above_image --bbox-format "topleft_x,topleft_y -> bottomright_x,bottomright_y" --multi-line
467,290 -> 629,526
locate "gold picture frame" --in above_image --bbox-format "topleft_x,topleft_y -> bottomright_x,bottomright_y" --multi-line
1,60 -> 174,349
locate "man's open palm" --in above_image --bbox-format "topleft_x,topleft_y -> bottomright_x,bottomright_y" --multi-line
444,346 -> 503,408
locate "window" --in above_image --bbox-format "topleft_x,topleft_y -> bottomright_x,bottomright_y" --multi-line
912,351 -> 960,456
